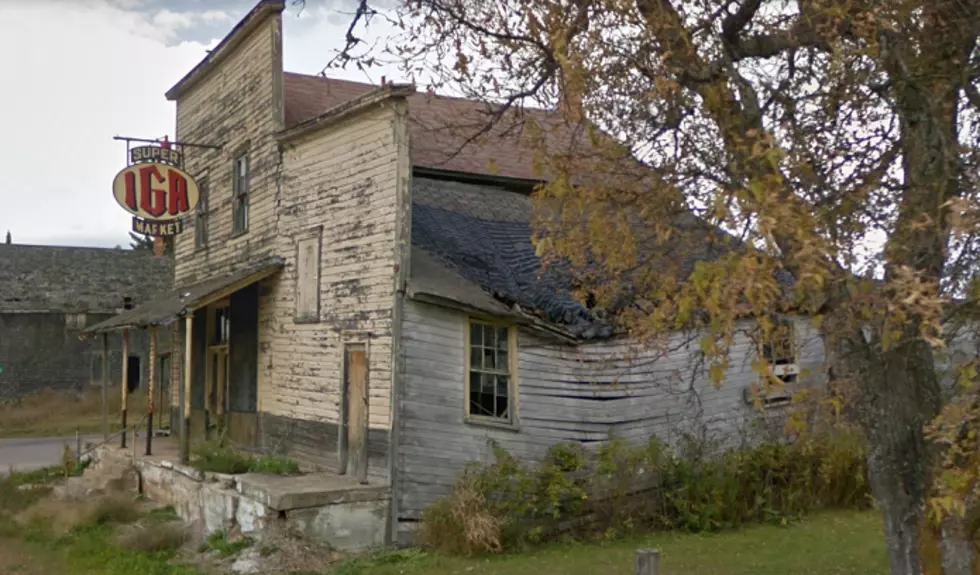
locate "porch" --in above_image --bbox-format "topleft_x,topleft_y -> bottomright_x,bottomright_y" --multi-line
89,436 -> 390,551
82,258 -> 284,463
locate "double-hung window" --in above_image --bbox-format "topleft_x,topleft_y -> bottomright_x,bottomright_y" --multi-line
232,155 -> 249,235
466,320 -> 517,425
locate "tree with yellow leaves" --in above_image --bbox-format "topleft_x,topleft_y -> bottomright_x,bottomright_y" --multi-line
331,0 -> 980,573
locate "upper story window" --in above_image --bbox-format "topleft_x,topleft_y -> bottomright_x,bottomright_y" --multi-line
195,177 -> 209,249
232,154 -> 249,235
466,320 -> 517,425
754,318 -> 799,406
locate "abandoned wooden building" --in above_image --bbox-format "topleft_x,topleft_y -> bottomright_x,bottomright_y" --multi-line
0,242 -> 172,400
82,0 -> 979,545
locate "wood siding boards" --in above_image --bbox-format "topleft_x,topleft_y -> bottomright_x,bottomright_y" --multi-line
258,99 -> 410,481
393,299 -> 828,536
172,11 -> 284,286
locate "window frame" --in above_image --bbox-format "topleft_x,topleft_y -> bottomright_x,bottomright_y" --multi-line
232,154 -> 250,236
294,225 -> 323,324
464,317 -> 519,428
754,317 -> 800,406
195,176 -> 210,250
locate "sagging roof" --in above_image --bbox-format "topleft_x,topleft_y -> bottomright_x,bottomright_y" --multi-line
0,244 -> 173,314
284,72 -> 582,182
409,177 -> 608,339
408,176 -> 795,340
83,258 -> 283,334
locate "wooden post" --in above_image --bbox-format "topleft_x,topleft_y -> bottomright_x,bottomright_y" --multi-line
121,329 -> 129,448
636,549 -> 660,575
101,333 -> 109,441
146,326 -> 156,456
181,314 -> 193,464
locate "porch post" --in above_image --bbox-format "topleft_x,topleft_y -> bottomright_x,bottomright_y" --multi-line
121,329 -> 129,448
101,333 -> 109,441
146,326 -> 156,456
181,313 -> 193,464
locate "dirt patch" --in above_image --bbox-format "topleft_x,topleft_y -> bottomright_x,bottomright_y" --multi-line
171,524 -> 342,575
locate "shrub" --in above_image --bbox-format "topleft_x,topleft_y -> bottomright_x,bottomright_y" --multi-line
250,455 -> 300,475
418,432 -> 869,554
192,442 -> 253,474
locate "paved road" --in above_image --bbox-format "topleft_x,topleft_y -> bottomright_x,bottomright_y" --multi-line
0,435 -> 103,475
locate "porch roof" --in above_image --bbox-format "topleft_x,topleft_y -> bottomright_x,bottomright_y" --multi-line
82,258 -> 284,335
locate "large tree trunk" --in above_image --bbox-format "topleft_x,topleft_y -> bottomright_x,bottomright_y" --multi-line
831,326 -> 943,575
940,514 -> 974,575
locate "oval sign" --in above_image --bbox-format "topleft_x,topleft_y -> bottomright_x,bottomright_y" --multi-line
112,162 -> 200,221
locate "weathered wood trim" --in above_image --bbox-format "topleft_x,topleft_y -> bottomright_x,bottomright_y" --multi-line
187,267 -> 280,313
165,1 -> 285,101
388,98 -> 412,544
181,313 -> 193,463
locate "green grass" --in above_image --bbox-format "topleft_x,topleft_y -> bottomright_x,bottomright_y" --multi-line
332,511 -> 888,575
0,468 -> 204,575
200,530 -> 254,557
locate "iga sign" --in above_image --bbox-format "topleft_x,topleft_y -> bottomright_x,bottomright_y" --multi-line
112,145 -> 199,234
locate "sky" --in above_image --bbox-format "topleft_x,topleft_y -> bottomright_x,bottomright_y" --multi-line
0,0 -> 401,248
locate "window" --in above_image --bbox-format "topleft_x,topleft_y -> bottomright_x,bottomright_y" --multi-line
754,318 -> 799,405
195,177 -> 209,248
232,155 -> 249,235
65,313 -> 87,330
212,302 -> 230,346
295,231 -> 321,322
466,320 -> 516,424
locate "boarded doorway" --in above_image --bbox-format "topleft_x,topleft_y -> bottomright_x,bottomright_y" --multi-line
340,344 -> 368,481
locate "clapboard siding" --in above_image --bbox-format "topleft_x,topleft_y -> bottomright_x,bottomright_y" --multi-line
394,299 -> 828,527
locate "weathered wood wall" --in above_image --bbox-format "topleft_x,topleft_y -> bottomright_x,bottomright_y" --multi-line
258,100 -> 410,481
393,299 -> 827,538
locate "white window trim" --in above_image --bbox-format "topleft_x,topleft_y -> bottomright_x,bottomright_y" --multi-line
464,317 -> 519,429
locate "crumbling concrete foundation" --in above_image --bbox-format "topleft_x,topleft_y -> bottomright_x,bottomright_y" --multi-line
91,442 -> 389,551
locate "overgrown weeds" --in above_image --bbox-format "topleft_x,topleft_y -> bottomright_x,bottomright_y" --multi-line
418,432 -> 870,555
191,441 -> 300,475
0,386 -> 146,437
17,494 -> 140,534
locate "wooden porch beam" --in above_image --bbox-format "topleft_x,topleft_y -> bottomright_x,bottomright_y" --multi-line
146,326 -> 156,456
181,313 -> 193,464
101,333 -> 109,441
121,329 -> 129,448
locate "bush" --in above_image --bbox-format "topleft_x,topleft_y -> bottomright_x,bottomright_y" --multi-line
250,455 -> 300,475
418,432 -> 870,554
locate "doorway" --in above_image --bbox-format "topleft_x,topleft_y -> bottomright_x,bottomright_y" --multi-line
126,356 -> 141,393
206,301 -> 230,438
341,344 -> 369,481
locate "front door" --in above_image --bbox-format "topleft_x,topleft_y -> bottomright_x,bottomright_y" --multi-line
206,301 -> 230,439
342,345 -> 369,481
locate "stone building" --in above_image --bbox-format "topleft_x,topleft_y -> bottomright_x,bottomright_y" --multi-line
84,0 -> 978,546
0,243 -> 173,404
